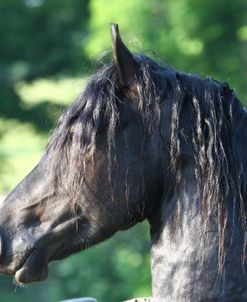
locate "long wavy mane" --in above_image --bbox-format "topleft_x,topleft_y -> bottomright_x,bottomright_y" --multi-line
46,54 -> 247,271
169,70 -> 247,272
46,55 -> 159,199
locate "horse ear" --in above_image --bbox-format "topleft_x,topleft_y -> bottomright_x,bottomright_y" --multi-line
111,24 -> 138,92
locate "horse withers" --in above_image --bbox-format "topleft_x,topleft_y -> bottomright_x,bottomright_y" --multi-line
0,24 -> 247,301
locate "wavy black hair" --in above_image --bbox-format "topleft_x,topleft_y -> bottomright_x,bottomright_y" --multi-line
46,54 -> 247,272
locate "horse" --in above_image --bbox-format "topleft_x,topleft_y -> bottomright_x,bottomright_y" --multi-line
0,24 -> 247,301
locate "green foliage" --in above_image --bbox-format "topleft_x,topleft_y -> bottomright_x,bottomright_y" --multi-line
0,276 -> 48,302
0,0 -> 89,81
0,0 -> 90,131
1,1 -> 247,301
0,119 -> 46,192
87,0 -> 247,102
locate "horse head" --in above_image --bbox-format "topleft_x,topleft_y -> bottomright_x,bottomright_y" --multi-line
1,24 -> 247,302
0,24 -> 165,285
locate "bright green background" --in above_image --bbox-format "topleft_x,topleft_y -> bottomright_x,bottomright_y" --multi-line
0,0 -> 247,301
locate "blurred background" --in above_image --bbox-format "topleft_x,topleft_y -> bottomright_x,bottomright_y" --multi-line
0,0 -> 247,301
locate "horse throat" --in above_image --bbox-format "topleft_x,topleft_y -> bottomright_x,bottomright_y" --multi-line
149,165 -> 247,302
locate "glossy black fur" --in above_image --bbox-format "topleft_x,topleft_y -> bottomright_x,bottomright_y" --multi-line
0,26 -> 247,301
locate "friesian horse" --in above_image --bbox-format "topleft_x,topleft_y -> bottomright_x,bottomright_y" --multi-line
0,24 -> 246,301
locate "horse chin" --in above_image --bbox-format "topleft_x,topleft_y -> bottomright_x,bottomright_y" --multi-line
14,250 -> 49,284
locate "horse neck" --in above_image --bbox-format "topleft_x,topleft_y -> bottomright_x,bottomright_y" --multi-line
149,163 -> 247,302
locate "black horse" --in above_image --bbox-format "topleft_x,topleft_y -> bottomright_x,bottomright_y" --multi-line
0,24 -> 247,301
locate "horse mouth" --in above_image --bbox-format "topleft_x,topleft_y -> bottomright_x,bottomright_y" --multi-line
14,248 -> 49,284
0,234 -> 86,284
13,241 -> 84,284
